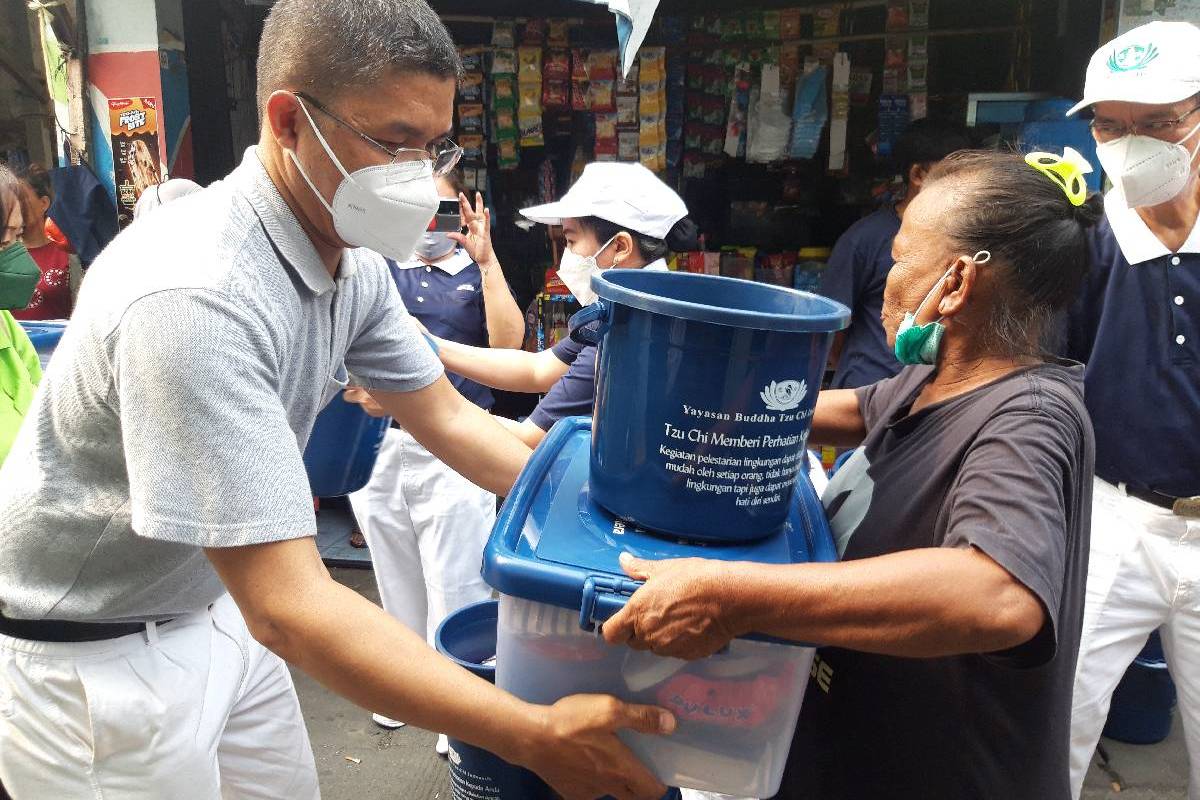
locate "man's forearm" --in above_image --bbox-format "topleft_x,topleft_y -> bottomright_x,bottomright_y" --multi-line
393,382 -> 532,495
265,571 -> 543,767
725,548 -> 1044,658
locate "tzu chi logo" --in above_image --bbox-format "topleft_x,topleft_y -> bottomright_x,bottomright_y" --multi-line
760,379 -> 807,412
1107,42 -> 1159,73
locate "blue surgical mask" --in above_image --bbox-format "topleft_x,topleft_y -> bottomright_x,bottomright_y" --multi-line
893,250 -> 991,366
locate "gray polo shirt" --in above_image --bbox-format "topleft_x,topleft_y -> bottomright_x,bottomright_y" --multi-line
0,148 -> 443,623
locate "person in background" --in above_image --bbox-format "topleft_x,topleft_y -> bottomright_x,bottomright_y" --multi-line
12,166 -> 71,321
0,164 -> 43,466
819,119 -> 971,389
433,161 -> 696,448
0,1 -> 675,797
345,171 -> 524,747
602,149 -> 1099,799
132,177 -> 203,219
1064,22 -> 1200,798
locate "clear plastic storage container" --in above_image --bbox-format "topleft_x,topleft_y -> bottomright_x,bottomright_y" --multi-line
483,417 -> 837,797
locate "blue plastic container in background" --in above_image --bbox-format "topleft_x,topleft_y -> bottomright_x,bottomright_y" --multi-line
18,321 -> 66,371
1103,630 -> 1176,745
572,270 -> 848,542
302,390 -> 390,497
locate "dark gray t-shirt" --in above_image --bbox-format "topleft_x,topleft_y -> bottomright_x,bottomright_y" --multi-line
774,361 -> 1093,800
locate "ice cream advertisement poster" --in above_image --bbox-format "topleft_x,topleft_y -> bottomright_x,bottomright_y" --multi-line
109,97 -> 162,228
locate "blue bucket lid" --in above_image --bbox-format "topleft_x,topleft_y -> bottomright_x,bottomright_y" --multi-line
482,416 -> 837,643
590,270 -> 850,333
18,321 -> 66,350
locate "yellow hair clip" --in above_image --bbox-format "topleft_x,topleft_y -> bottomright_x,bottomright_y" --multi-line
1024,147 -> 1094,207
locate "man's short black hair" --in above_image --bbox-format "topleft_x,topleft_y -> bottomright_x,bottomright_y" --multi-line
255,0 -> 463,118
894,119 -> 973,179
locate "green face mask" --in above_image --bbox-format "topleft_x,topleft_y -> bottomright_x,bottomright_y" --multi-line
892,250 -> 991,366
0,242 -> 40,311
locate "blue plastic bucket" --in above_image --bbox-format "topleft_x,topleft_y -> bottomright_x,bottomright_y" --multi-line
435,600 -> 554,800
1103,631 -> 1176,745
18,321 -> 66,370
301,390 -> 390,497
573,270 -> 848,542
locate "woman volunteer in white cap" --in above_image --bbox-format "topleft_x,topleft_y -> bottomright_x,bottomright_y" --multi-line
432,161 -> 698,447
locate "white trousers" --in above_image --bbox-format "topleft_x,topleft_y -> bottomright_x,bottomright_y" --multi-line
0,593 -> 318,800
1070,478 -> 1200,800
349,427 -> 496,644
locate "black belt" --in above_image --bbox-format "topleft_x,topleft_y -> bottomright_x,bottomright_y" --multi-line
1116,484 -> 1200,517
0,613 -> 173,643
1125,484 -> 1179,511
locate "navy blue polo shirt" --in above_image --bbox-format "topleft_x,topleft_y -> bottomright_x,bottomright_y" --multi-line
388,249 -> 494,409
527,259 -> 670,431
528,334 -> 596,431
819,206 -> 903,389
1066,189 -> 1199,498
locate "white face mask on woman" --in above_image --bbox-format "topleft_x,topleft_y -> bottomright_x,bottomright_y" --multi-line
1095,119 -> 1200,208
556,234 -> 618,305
285,95 -> 440,262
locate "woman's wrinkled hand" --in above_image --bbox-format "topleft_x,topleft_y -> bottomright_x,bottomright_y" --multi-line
601,553 -> 744,660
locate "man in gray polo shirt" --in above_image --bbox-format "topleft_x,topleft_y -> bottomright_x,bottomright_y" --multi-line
0,2 -> 673,798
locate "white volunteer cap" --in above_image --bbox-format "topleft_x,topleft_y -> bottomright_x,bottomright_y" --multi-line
520,162 -> 688,240
1068,21 -> 1200,116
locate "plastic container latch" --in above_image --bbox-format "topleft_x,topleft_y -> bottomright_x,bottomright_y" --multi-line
579,574 -> 643,633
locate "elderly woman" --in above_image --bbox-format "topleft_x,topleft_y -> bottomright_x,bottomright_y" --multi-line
604,150 -> 1100,800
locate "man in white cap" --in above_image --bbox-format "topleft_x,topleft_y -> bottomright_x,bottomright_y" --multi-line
433,161 -> 697,447
1065,20 -> 1200,798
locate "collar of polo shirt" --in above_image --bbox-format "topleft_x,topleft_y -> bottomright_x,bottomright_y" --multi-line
235,147 -> 361,295
1105,186 -> 1200,264
395,247 -> 474,276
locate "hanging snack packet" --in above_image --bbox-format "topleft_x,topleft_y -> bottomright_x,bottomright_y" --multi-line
459,73 -> 484,103
543,80 -> 569,109
497,136 -> 519,169
572,80 -> 591,111
457,103 -> 485,133
548,18 -> 570,48
459,134 -> 485,163
522,18 -> 547,45
617,94 -> 640,127
491,48 -> 517,75
492,76 -> 517,108
492,21 -> 516,48
780,8 -> 802,39
587,50 -> 617,80
518,82 -> 542,115
518,47 -> 543,83
763,10 -> 781,40
594,112 -> 618,140
544,49 -> 571,81
494,106 -> 517,133
619,130 -> 640,161
459,46 -> 486,73
589,80 -> 615,111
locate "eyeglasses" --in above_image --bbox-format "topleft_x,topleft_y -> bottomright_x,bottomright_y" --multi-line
293,91 -> 462,176
1089,104 -> 1200,142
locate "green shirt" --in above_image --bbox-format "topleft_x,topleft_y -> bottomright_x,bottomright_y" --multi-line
0,311 -> 41,465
